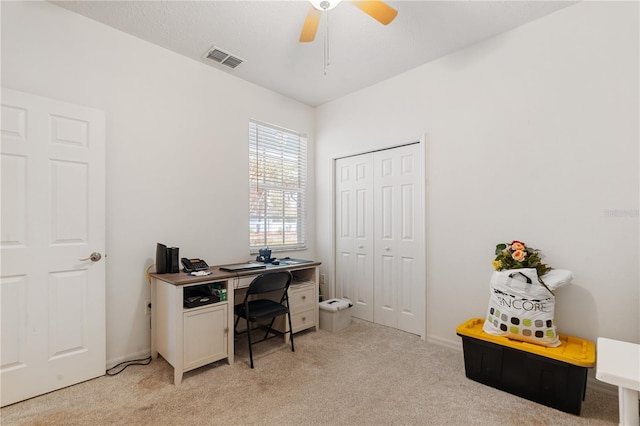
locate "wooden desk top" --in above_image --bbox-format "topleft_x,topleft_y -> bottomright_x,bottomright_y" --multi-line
150,260 -> 321,286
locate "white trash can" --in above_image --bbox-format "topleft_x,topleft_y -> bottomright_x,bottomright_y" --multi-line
319,298 -> 352,332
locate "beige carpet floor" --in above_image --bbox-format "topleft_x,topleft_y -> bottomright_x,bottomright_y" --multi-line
1,319 -> 620,425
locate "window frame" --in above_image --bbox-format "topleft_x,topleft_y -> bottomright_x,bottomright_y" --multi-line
248,119 -> 307,253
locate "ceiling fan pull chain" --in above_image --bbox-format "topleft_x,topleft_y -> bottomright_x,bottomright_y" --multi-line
327,12 -> 331,66
324,9 -> 329,75
323,32 -> 327,75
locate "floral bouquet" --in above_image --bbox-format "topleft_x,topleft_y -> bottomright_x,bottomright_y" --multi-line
485,240 -> 560,347
491,240 -> 552,278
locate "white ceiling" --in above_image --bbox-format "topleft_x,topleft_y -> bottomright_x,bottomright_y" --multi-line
51,1 -> 576,107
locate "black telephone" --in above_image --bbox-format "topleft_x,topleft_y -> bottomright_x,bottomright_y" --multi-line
181,257 -> 209,273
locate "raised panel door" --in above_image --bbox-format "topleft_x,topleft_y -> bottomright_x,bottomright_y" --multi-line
1,89 -> 105,407
335,154 -> 374,321
373,144 -> 424,336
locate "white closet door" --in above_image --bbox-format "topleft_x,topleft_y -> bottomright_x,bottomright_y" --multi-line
373,144 -> 424,335
1,89 -> 106,406
335,154 -> 374,321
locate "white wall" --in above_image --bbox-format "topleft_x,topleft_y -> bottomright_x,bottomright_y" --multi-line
1,1 -> 316,365
316,1 -> 639,347
2,0 -> 638,366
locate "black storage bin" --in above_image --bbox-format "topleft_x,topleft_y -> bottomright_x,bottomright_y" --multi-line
457,318 -> 596,415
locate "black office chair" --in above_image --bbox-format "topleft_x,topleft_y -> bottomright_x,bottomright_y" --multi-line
234,271 -> 295,368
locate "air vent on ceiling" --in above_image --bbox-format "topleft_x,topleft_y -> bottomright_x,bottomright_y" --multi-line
202,46 -> 244,69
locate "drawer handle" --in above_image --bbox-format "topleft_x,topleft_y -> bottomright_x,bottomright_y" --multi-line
301,317 -> 306,321
301,295 -> 306,300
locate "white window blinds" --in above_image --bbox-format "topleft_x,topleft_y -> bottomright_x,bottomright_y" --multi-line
249,120 -> 307,252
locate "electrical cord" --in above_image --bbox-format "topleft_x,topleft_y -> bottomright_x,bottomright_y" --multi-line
104,264 -> 156,376
146,263 -> 155,284
106,356 -> 152,376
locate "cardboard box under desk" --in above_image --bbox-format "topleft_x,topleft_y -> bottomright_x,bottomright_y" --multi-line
456,318 -> 596,415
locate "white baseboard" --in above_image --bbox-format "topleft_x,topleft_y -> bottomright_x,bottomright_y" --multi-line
586,377 -> 618,395
427,335 -> 463,351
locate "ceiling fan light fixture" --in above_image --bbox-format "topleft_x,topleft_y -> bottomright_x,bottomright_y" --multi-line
299,0 -> 398,75
309,0 -> 343,11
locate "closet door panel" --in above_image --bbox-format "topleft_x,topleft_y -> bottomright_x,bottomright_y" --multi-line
335,143 -> 424,337
335,182 -> 350,302
335,154 -> 373,321
335,251 -> 351,303
375,251 -> 396,327
374,158 -> 398,328
374,144 -> 424,335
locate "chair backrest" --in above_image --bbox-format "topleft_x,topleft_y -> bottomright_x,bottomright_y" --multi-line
246,271 -> 292,296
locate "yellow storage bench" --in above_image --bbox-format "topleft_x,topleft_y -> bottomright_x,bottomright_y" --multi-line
457,318 -> 596,415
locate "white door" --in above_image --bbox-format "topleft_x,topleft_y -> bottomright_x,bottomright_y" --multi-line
1,89 -> 106,407
373,143 -> 424,335
335,154 -> 374,321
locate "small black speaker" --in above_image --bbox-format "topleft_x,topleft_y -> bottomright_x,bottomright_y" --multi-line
156,243 -> 168,274
168,247 -> 180,273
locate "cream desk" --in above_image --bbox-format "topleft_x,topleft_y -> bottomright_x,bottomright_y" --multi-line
150,259 -> 320,384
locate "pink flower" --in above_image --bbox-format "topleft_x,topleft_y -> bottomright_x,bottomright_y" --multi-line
510,241 -> 525,251
511,249 -> 526,261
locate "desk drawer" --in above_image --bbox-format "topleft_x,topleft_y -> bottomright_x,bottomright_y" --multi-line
291,308 -> 315,333
288,284 -> 315,313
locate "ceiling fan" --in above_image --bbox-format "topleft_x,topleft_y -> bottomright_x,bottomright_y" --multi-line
299,0 -> 398,43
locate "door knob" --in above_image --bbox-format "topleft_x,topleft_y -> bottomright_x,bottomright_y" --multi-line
79,252 -> 102,262
384,246 -> 390,251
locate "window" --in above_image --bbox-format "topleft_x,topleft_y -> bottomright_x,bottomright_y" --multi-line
249,119 -> 307,252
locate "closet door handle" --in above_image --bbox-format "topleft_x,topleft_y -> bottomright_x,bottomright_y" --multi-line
384,246 -> 390,251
